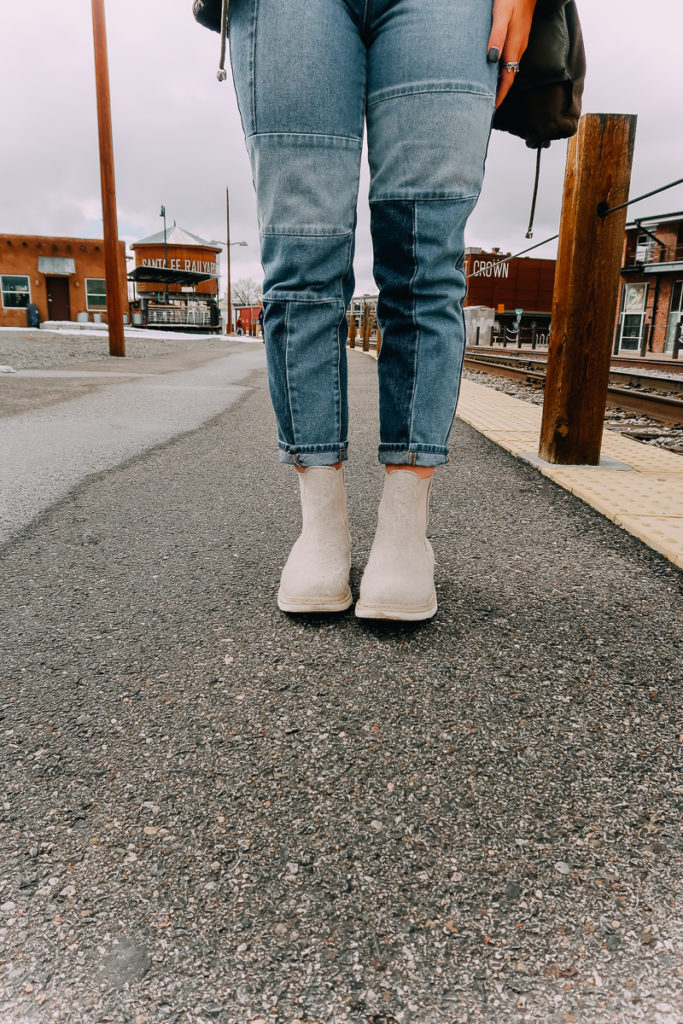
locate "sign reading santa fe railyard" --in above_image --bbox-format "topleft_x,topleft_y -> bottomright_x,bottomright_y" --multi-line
140,258 -> 218,276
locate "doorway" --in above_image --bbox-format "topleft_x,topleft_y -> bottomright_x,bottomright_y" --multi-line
45,277 -> 71,321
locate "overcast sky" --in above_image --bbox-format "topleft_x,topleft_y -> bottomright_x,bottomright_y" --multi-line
1,1 -> 681,294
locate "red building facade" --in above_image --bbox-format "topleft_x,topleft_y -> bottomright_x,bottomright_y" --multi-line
464,249 -> 556,315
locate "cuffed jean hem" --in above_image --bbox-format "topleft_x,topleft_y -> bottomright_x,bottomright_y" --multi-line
378,444 -> 449,467
278,443 -> 349,467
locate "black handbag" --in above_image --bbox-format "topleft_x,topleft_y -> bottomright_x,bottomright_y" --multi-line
493,0 -> 586,149
192,0 -> 222,34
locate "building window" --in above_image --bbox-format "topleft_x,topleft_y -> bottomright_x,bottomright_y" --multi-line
617,283 -> 648,351
1,274 -> 31,308
635,233 -> 654,264
665,281 -> 683,352
85,278 -> 106,310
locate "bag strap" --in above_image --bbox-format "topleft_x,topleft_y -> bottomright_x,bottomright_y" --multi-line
217,0 -> 229,81
526,147 -> 543,239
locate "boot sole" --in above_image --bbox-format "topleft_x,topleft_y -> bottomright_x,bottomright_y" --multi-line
278,587 -> 353,614
354,597 -> 437,622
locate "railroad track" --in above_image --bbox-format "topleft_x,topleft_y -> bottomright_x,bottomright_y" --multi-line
467,346 -> 683,375
463,352 -> 683,427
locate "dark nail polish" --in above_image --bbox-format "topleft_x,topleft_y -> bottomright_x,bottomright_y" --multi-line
487,47 -> 500,63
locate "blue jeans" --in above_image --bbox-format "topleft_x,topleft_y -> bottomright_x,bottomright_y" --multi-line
229,0 -> 496,466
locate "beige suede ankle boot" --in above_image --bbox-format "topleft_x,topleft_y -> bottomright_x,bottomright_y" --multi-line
355,470 -> 437,621
277,466 -> 353,613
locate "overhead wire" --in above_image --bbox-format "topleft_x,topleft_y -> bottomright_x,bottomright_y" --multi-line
466,174 -> 683,280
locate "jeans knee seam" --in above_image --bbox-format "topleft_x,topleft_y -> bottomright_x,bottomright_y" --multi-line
335,305 -> 343,450
250,0 -> 259,132
284,301 -> 297,448
407,200 -> 420,445
246,131 -> 363,147
367,85 -> 495,108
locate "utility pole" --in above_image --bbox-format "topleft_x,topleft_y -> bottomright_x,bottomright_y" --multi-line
226,187 -> 232,334
160,204 -> 168,304
91,0 -> 125,357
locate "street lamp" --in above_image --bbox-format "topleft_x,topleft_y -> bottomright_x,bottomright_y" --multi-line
210,235 -> 248,335
160,204 -> 168,303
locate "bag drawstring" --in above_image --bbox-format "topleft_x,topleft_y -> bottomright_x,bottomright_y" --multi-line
526,146 -> 543,239
217,0 -> 229,81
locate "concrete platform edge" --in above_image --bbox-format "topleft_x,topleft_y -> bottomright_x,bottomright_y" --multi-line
347,349 -> 683,570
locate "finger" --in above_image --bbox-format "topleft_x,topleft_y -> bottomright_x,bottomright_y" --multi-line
495,24 -> 531,107
487,0 -> 513,63
495,66 -> 517,108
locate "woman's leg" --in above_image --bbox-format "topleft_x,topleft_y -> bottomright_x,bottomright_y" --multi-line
229,0 -> 367,612
367,0 -> 497,468
229,0 -> 367,468
356,0 -> 496,620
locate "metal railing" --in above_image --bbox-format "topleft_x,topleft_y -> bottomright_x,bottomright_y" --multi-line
626,241 -> 683,268
146,306 -> 212,326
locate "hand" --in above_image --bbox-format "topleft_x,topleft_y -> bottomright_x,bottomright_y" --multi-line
488,0 -> 538,109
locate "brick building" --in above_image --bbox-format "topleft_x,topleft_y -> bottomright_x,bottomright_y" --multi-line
464,249 -> 556,315
463,248 -> 556,345
0,233 -> 127,328
616,212 -> 683,355
128,225 -> 221,331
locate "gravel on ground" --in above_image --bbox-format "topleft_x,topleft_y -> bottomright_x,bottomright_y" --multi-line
0,328 -> 240,372
462,368 -> 683,455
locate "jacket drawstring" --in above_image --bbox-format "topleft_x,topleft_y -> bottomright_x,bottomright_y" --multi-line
525,146 -> 543,239
217,0 -> 229,81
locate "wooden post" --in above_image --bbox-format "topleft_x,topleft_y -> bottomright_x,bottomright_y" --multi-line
226,187 -> 233,334
539,114 -> 637,464
376,324 -> 382,355
348,314 -> 356,348
362,305 -> 370,352
91,0 -> 125,358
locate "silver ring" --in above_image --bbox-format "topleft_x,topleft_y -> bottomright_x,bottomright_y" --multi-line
503,61 -> 521,73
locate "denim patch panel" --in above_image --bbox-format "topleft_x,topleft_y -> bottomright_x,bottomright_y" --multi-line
261,232 -> 355,302
373,199 -> 473,453
264,299 -> 349,453
371,199 -> 417,449
368,87 -> 495,200
248,133 -> 363,236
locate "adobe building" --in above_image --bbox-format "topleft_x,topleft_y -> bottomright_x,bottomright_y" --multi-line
616,211 -> 683,355
129,225 -> 222,331
0,233 -> 127,328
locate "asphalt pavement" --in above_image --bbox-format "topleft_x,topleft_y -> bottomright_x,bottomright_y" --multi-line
1,345 -> 681,1024
0,341 -> 265,544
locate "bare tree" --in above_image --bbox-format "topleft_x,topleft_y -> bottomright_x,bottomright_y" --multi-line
232,277 -> 263,307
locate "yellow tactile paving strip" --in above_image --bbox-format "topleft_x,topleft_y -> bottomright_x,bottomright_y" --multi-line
350,347 -> 683,568
456,379 -> 683,570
